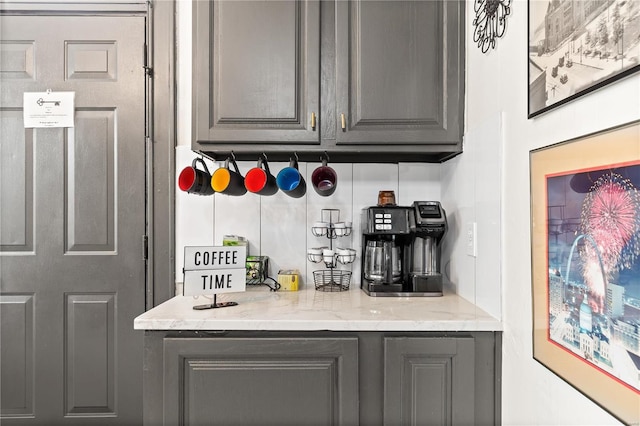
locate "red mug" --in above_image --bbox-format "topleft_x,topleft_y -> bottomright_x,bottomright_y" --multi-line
245,155 -> 278,196
178,158 -> 214,196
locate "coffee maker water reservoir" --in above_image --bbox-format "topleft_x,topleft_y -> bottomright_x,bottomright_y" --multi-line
409,201 -> 447,295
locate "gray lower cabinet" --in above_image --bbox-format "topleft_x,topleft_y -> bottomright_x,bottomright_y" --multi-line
143,331 -> 501,425
160,336 -> 359,425
384,337 -> 479,425
192,0 -> 465,163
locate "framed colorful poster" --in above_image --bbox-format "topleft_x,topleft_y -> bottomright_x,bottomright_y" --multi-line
528,0 -> 640,118
530,121 -> 640,425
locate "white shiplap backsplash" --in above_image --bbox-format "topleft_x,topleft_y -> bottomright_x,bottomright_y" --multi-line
175,146 -> 442,290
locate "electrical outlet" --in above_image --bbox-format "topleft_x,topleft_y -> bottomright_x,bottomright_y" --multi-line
466,222 -> 477,257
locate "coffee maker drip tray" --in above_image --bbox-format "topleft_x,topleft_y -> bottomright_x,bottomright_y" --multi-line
362,273 -> 443,297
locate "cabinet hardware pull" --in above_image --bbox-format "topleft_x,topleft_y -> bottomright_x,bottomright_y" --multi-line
311,112 -> 316,130
341,113 -> 346,131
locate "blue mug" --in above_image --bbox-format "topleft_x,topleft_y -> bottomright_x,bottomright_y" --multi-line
276,158 -> 306,198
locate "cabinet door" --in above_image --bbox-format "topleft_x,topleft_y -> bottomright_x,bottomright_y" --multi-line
383,337 -> 475,426
163,337 -> 359,425
335,0 -> 464,146
193,0 -> 320,144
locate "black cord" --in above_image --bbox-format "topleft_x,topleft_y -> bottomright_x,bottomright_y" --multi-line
263,277 -> 282,291
262,276 -> 281,292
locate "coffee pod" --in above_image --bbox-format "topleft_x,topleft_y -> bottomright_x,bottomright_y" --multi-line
322,249 -> 335,266
334,222 -> 346,237
337,248 -> 356,264
307,247 -> 323,263
312,221 -> 329,236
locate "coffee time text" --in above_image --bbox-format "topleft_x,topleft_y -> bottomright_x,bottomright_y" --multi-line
185,246 -> 245,270
183,268 -> 246,296
183,246 -> 247,296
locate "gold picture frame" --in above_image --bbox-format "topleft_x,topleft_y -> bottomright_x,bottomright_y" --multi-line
530,121 -> 640,425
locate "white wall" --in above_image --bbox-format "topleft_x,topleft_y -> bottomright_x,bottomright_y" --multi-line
175,0 -> 639,423
175,151 -> 442,290
463,0 -> 639,424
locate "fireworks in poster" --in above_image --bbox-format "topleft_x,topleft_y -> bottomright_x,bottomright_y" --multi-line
546,164 -> 640,392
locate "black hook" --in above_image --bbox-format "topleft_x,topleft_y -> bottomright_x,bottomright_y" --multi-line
320,151 -> 330,166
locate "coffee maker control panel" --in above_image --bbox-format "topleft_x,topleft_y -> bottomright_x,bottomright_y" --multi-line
412,201 -> 447,237
414,201 -> 442,222
362,207 -> 411,234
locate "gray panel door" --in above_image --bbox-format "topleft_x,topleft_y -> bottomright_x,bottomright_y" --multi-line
0,14 -> 146,425
383,337 -> 475,426
163,337 -> 359,426
193,0 -> 320,144
335,0 -> 463,146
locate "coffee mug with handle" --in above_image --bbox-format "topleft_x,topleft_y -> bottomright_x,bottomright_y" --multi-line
276,157 -> 306,198
245,154 -> 278,196
178,157 -> 214,196
211,157 -> 247,196
311,158 -> 337,196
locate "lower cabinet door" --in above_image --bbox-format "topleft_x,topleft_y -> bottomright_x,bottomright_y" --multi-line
383,336 -> 476,426
163,337 -> 359,426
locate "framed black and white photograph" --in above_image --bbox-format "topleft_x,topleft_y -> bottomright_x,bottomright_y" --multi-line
528,0 -> 640,118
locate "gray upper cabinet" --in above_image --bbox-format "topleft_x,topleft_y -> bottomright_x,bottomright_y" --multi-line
192,0 -> 465,163
192,0 -> 320,144
335,1 -> 464,148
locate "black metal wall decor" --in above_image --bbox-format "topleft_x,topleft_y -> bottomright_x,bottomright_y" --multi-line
473,0 -> 511,53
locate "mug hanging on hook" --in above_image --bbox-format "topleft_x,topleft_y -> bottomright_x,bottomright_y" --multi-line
276,154 -> 306,198
211,156 -> 247,196
245,154 -> 278,196
178,157 -> 214,196
311,154 -> 337,197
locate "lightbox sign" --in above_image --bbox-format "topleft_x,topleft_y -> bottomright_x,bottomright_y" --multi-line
183,246 -> 246,297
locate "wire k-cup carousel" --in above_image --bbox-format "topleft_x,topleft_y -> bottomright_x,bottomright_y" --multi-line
361,200 -> 447,297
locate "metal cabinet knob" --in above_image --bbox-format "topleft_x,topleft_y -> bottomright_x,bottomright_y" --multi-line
340,113 -> 346,131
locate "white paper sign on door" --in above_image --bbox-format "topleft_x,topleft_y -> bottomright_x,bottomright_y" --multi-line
23,91 -> 75,128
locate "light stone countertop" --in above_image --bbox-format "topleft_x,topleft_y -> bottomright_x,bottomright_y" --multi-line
134,286 -> 502,332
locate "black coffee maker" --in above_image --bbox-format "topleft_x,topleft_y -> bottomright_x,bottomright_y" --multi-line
361,201 -> 447,297
408,201 -> 447,296
361,205 -> 412,296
